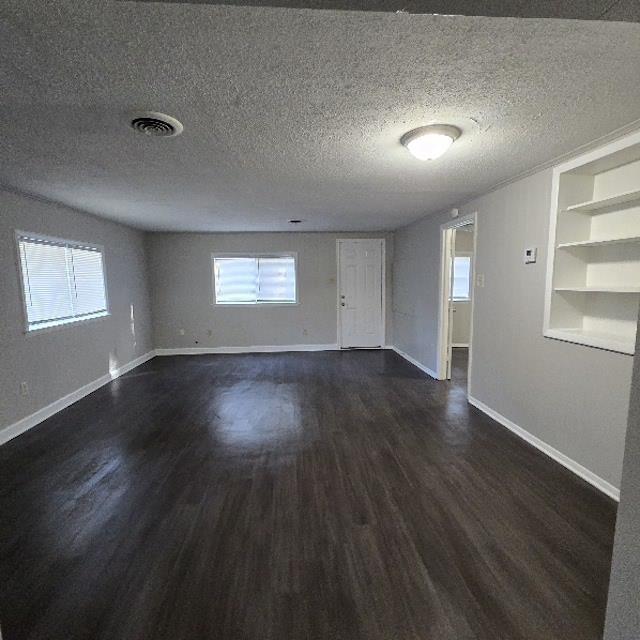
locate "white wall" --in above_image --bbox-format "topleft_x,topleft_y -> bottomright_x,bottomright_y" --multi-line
393,169 -> 633,489
0,190 -> 154,435
147,232 -> 393,350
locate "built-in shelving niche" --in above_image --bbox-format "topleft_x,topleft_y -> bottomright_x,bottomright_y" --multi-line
544,131 -> 640,355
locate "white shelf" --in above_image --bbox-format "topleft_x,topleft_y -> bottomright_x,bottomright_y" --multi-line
554,286 -> 640,293
557,235 -> 640,249
565,188 -> 640,214
545,131 -> 640,355
545,328 -> 635,355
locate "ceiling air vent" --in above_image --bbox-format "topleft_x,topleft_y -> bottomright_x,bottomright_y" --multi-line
130,112 -> 183,137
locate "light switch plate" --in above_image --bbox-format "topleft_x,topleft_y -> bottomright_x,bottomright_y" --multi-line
524,247 -> 537,264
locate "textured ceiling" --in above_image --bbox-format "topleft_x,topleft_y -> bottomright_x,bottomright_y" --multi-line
1,1 -> 640,232
128,0 -> 640,22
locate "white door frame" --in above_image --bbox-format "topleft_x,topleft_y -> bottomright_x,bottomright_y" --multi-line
336,238 -> 386,349
436,213 -> 477,385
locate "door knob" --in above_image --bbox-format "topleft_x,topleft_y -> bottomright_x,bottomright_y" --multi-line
341,302 -> 345,306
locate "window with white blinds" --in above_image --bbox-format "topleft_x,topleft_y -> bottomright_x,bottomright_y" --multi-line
17,233 -> 108,331
452,255 -> 472,301
213,254 -> 297,304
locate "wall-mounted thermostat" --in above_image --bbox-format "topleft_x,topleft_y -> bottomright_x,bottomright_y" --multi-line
524,247 -> 537,264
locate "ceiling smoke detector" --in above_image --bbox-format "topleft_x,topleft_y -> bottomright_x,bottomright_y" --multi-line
130,112 -> 184,137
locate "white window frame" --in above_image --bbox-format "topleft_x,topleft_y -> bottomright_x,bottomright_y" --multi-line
212,252 -> 299,307
15,230 -> 110,334
452,252 -> 473,302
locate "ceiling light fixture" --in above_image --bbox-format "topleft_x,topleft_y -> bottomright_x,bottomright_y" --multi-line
401,124 -> 461,160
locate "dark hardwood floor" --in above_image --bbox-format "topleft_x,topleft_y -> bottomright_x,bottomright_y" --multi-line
451,346 -> 469,385
0,350 -> 616,640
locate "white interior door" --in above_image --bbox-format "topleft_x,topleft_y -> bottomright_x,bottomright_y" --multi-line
338,239 -> 384,348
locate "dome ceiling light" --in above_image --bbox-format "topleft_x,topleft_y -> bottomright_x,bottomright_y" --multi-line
401,124 -> 462,160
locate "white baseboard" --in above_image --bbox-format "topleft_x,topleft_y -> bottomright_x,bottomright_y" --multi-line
0,350 -> 156,446
468,395 -> 620,501
155,344 -> 339,356
390,346 -> 439,380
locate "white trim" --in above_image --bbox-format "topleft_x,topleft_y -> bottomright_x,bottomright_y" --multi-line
336,238 -> 386,349
25,310 -> 110,334
545,128 -> 640,175
437,225 -> 453,380
155,344 -> 339,356
437,213 -> 477,382
452,343 -> 470,348
15,229 -> 110,334
15,229 -> 106,252
0,350 -> 156,446
454,119 -> 640,213
468,395 -> 620,501
391,346 -> 438,380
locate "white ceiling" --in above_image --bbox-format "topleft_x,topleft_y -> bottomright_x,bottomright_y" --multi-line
1,1 -> 640,232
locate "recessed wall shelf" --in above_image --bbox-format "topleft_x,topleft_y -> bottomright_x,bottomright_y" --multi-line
545,328 -> 635,355
557,235 -> 640,249
554,286 -> 640,293
564,188 -> 640,214
544,130 -> 640,355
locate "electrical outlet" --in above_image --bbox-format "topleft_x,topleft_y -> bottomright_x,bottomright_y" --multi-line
179,328 -> 185,336
207,329 -> 213,337
476,273 -> 485,288
20,381 -> 29,397
302,328 -> 308,336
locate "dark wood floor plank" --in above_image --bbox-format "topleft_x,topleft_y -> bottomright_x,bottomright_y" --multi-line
0,348 -> 616,639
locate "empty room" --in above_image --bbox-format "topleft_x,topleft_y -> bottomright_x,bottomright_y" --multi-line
2,1 -> 640,639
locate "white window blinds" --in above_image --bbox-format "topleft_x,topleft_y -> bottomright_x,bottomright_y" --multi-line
452,255 -> 471,301
18,233 -> 108,331
213,255 -> 297,304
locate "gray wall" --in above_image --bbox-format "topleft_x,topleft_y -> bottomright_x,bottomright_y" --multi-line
604,317 -> 640,639
147,232 -> 393,349
0,190 -> 153,433
392,169 -> 633,488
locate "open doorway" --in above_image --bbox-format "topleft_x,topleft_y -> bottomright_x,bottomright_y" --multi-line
437,213 -> 477,388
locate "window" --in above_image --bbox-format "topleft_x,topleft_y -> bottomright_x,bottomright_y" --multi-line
452,255 -> 472,301
17,232 -> 108,331
213,254 -> 297,305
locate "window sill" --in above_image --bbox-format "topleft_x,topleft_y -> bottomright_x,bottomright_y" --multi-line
26,311 -> 110,335
213,302 -> 299,308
